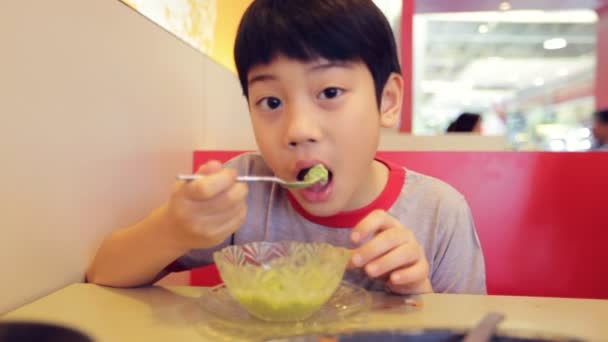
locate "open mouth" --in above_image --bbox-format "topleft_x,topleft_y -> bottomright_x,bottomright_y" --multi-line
294,164 -> 334,197
293,164 -> 334,202
296,166 -> 333,185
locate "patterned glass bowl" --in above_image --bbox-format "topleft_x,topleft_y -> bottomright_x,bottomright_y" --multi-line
213,241 -> 351,322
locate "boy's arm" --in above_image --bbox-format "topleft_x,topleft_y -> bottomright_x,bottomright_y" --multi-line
86,161 -> 248,288
430,196 -> 487,294
86,205 -> 188,287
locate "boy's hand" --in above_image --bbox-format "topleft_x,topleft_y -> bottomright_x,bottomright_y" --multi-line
349,210 -> 433,295
166,160 -> 248,251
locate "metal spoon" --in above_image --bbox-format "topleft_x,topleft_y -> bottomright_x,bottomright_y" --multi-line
176,174 -> 326,189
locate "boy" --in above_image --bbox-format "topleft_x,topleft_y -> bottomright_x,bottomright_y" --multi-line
87,0 -> 486,294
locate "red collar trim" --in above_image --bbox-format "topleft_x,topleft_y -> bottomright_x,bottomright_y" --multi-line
286,156 -> 405,228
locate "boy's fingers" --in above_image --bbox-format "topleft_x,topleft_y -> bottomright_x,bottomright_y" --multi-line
350,210 -> 396,243
363,244 -> 419,278
210,203 -> 248,237
184,168 -> 237,201
388,256 -> 429,287
351,228 -> 409,268
187,202 -> 247,248
196,182 -> 248,212
346,254 -> 357,269
196,160 -> 224,175
194,200 -> 247,228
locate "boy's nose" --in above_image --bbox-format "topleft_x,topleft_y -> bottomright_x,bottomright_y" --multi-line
284,107 -> 321,148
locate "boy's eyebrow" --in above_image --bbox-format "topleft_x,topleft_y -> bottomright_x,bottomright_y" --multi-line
248,74 -> 277,87
308,61 -> 353,72
247,61 -> 352,86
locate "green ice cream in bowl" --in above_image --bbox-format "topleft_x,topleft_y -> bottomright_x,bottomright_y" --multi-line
213,241 -> 351,322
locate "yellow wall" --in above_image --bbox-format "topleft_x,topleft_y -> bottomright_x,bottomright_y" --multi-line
120,0 -> 252,72
213,1 -> 253,72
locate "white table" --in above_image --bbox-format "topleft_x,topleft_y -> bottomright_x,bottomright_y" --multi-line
3,284 -> 607,341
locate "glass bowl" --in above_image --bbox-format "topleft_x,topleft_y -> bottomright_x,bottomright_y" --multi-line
213,241 -> 351,322
197,281 -> 372,340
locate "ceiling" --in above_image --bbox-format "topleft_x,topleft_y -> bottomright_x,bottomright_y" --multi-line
415,0 -> 608,13
420,12 -> 597,86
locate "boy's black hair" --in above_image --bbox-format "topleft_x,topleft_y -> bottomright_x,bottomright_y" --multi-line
595,109 -> 608,124
234,0 -> 401,108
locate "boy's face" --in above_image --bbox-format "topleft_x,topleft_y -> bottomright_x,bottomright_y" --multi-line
246,55 -> 401,216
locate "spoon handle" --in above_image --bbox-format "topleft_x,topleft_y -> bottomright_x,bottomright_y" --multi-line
176,174 -> 283,184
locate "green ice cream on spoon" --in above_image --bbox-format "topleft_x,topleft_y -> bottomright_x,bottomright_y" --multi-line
300,164 -> 329,187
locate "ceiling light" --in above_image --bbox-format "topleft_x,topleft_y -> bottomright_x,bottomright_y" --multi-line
424,10 -> 597,24
543,38 -> 568,50
557,68 -> 569,77
499,1 -> 512,11
420,80 -> 447,93
549,139 -> 566,151
492,95 -> 503,102
478,24 -> 489,34
507,75 -> 519,83
576,128 -> 591,139
487,56 -> 504,62
579,140 -> 592,150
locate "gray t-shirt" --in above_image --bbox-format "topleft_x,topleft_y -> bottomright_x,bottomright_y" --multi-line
174,153 -> 486,294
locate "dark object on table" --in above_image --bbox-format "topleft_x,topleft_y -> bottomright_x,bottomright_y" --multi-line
268,329 -> 584,342
0,321 -> 93,342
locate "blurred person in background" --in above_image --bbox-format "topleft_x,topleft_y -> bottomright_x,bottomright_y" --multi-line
591,109 -> 608,151
446,113 -> 482,133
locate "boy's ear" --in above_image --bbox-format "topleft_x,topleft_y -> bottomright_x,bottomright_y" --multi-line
379,73 -> 404,128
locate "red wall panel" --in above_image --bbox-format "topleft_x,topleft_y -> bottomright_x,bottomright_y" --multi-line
399,0 -> 414,132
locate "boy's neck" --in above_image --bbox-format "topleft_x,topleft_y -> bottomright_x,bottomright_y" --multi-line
342,159 -> 390,211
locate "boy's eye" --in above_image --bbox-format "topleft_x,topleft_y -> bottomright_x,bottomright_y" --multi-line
258,97 -> 282,110
319,87 -> 343,100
